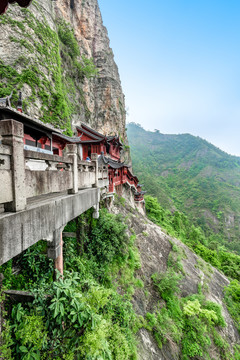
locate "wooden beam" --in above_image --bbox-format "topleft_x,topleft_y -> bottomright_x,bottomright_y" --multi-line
4,290 -> 51,303
4,290 -> 35,303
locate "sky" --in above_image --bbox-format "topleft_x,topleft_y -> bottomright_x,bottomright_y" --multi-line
98,0 -> 240,156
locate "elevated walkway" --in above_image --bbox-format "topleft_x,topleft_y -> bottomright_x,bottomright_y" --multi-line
0,119 -> 109,272
0,188 -> 100,266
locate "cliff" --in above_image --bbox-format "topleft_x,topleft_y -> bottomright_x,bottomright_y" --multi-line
0,0 -> 127,141
1,2 -> 239,359
112,199 -> 240,359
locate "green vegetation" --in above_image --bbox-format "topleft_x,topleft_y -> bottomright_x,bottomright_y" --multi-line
0,209 -> 140,359
145,195 -> 240,281
127,123 -> 240,357
0,203 -> 239,359
224,280 -> 240,332
141,194 -> 240,357
0,241 -> 54,290
0,6 -> 98,134
141,246 -> 239,360
58,20 -> 80,59
57,20 -> 98,81
127,122 -> 240,253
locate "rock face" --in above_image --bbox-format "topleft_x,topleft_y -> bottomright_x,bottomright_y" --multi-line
55,0 -> 127,137
111,199 -> 240,360
0,0 -> 127,141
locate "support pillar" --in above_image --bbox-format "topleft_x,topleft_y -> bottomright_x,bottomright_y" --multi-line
47,227 -> 64,276
92,188 -> 100,219
0,119 -> 26,212
91,153 -> 98,188
54,234 -> 63,277
66,144 -> 78,194
92,203 -> 99,219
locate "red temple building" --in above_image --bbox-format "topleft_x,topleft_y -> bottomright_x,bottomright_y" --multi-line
76,123 -> 123,161
0,92 -> 79,156
76,123 -> 141,196
76,124 -> 107,160
105,135 -> 122,161
98,154 -> 138,194
0,93 -> 145,203
0,103 -> 62,154
134,184 -> 147,202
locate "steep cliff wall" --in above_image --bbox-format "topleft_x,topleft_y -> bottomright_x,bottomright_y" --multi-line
112,200 -> 240,360
0,0 -> 127,141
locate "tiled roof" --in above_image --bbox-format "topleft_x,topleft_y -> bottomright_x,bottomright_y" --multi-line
76,126 -> 104,141
98,153 -> 129,169
0,106 -> 62,134
80,123 -> 105,139
53,133 -> 105,144
106,135 -> 123,147
135,191 -> 147,195
52,132 -> 81,143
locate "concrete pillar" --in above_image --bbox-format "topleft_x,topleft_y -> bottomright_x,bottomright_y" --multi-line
92,203 -> 99,219
54,233 -> 63,277
92,187 -> 100,219
66,144 -> 78,194
47,228 -> 64,276
0,119 -> 26,212
91,153 -> 98,188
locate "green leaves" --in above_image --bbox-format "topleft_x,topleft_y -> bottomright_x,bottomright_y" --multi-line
145,196 -> 240,281
57,20 -> 80,58
1,207 -> 139,359
152,269 -> 182,300
183,299 -> 202,317
224,280 -> 240,332
19,346 -> 28,353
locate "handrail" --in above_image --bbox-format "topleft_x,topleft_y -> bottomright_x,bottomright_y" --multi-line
0,120 -> 109,212
24,149 -> 72,163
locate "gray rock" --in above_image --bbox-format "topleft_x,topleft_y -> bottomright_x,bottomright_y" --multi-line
113,200 -> 240,359
0,0 -> 128,147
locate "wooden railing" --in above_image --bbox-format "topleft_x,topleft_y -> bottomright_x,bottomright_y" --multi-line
0,119 -> 108,212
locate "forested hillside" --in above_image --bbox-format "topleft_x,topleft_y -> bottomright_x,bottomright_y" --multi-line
127,122 -> 240,253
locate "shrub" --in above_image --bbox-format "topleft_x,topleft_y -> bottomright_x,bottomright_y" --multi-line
152,269 -> 182,300
58,20 -> 80,58
224,280 -> 240,332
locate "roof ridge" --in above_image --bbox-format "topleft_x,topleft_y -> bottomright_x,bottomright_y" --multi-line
80,123 -> 105,139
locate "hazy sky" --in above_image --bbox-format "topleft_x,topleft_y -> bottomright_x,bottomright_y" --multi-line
98,0 -> 240,156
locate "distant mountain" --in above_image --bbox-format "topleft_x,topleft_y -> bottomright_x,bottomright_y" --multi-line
127,122 -> 240,253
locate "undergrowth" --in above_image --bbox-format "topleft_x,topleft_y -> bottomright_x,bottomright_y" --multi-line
145,196 -> 240,281
0,204 -> 239,359
224,280 -> 240,333
0,208 -> 139,359
142,245 -> 239,360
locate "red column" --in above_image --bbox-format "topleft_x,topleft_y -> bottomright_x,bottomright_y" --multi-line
47,228 -> 64,278
55,233 -> 63,276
